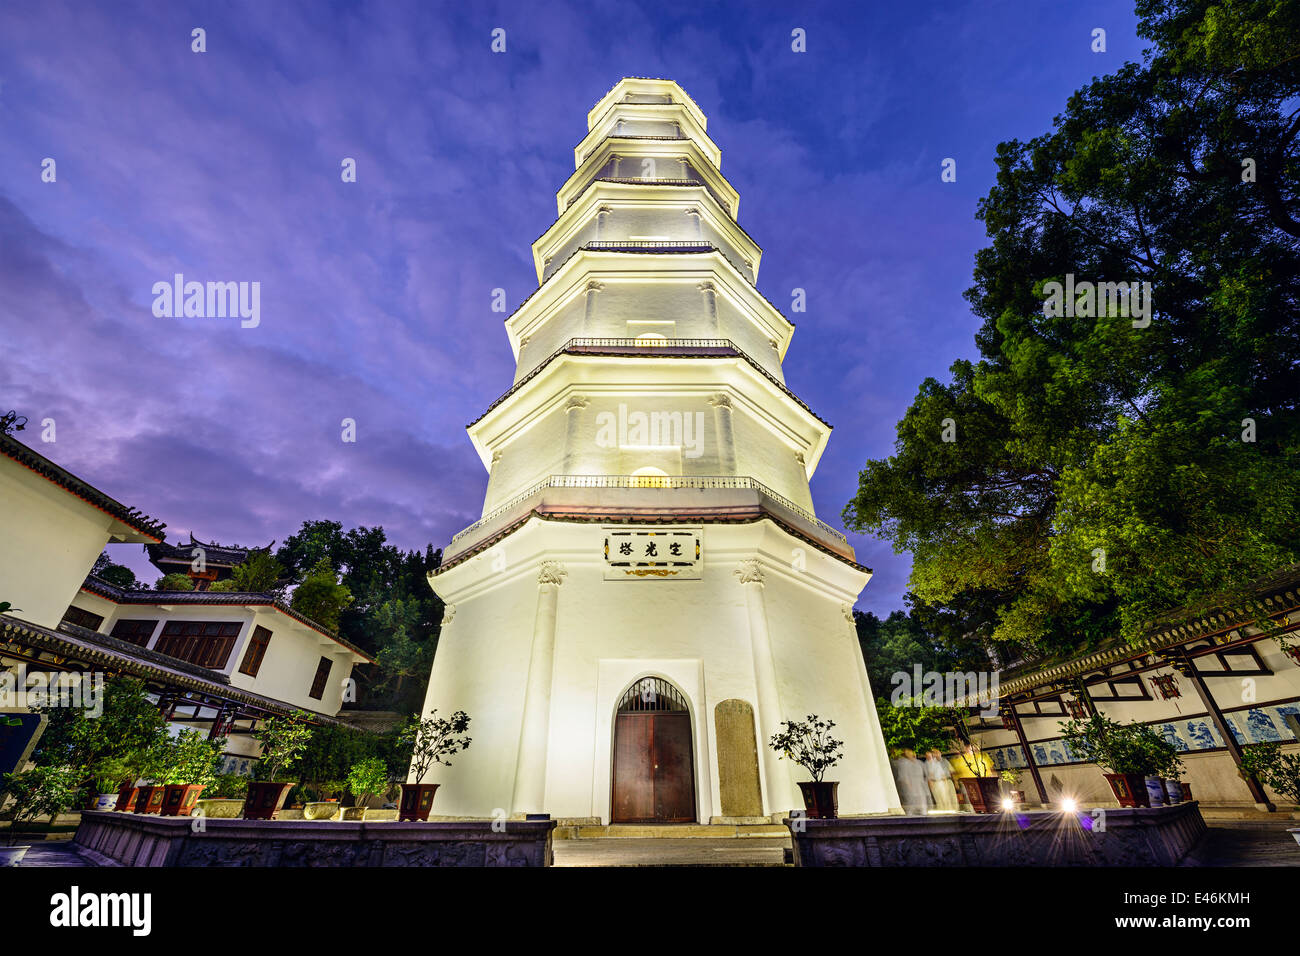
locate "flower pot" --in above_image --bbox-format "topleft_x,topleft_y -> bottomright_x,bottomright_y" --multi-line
115,786 -> 140,811
85,792 -> 118,812
135,785 -> 166,814
1182,783 -> 1192,801
303,801 -> 340,821
1103,773 -> 1150,808
340,806 -> 367,821
159,784 -> 206,816
1009,789 -> 1025,807
958,776 -> 1004,813
1144,776 -> 1165,807
1163,779 -> 1183,805
399,783 -> 440,821
242,781 -> 293,820
194,798 -> 245,819
797,781 -> 839,820
0,846 -> 30,867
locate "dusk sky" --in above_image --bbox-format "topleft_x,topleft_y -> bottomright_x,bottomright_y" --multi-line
0,1 -> 1146,616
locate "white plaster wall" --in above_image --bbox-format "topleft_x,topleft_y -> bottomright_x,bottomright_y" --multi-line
420,517 -> 893,821
0,458 -> 119,629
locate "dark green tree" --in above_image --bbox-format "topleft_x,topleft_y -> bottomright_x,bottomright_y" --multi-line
845,0 -> 1300,656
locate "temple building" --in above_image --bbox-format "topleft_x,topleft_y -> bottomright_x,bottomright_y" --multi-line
0,431 -> 373,777
418,78 -> 900,824
145,533 -> 276,590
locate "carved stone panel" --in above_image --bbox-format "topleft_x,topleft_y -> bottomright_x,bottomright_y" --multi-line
714,699 -> 763,817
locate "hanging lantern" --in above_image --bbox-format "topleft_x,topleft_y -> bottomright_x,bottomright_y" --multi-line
1152,673 -> 1181,700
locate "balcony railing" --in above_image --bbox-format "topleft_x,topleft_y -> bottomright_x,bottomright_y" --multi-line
447,474 -> 849,550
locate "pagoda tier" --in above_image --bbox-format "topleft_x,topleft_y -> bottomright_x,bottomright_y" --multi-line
419,79 -> 899,825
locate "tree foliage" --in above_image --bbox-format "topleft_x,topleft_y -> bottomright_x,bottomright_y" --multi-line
844,0 -> 1300,657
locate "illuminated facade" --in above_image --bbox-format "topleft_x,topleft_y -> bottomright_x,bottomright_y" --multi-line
419,78 -> 901,823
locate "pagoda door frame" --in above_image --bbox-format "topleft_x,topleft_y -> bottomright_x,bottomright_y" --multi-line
593,661 -> 713,825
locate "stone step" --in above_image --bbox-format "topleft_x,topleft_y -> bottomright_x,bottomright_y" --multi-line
556,823 -> 789,840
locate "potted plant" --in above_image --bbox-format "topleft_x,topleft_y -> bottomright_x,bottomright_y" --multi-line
1060,715 -> 1174,808
90,755 -> 139,812
1152,739 -> 1186,805
954,733 -> 1002,813
769,714 -> 843,819
196,773 -> 249,818
159,730 -> 226,816
1,765 -> 82,865
132,739 -> 171,814
303,779 -> 346,820
396,708 -> 472,821
244,712 -> 313,819
999,767 -> 1024,807
342,757 -> 390,821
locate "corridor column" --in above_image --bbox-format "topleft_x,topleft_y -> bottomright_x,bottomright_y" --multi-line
511,561 -> 567,815
736,559 -> 794,817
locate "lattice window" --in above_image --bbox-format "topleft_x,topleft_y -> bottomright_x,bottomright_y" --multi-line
617,677 -> 688,713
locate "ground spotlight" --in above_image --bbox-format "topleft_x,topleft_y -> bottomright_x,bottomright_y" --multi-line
1061,798 -> 1078,813
1001,798 -> 1014,811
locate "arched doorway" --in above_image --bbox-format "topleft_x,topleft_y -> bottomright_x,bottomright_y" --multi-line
611,677 -> 696,823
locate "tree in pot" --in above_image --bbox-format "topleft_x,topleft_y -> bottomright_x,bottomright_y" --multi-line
769,715 -> 844,819
953,727 -> 1002,813
342,757 -> 390,821
132,738 -> 172,814
159,730 -> 226,816
396,708 -> 472,821
245,712 -> 313,819
89,754 -> 143,812
1060,715 -> 1174,808
1,765 -> 82,866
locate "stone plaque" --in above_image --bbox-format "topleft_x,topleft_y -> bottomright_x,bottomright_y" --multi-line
603,527 -> 701,580
714,699 -> 762,817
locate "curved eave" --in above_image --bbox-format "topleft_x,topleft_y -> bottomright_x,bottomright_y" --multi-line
504,248 -> 795,361
465,350 -> 832,480
587,78 -> 708,134
530,180 -> 763,285
431,510 -> 869,579
556,138 -> 739,218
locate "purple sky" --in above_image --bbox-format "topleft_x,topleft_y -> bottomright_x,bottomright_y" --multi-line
0,1 -> 1145,615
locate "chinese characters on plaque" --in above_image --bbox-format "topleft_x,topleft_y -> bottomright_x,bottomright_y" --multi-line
603,528 -> 702,580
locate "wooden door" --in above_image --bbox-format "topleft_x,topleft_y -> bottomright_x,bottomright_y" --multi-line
611,679 -> 696,823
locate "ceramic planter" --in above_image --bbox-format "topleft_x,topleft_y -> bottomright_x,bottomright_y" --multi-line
958,776 -> 1004,813
399,783 -> 440,821
242,781 -> 293,820
797,781 -> 839,819
340,806 -> 367,821
159,784 -> 206,817
1103,773 -> 1150,808
135,785 -> 166,814
86,792 -> 118,812
115,786 -> 140,811
0,846 -> 30,867
303,800 -> 340,821
194,798 -> 245,818
1287,828 -> 1300,847
1144,776 -> 1165,807
1163,779 -> 1183,804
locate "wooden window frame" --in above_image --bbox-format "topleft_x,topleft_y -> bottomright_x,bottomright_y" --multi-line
238,625 -> 273,677
60,605 -> 105,631
154,620 -> 241,669
109,618 -> 160,647
308,656 -> 332,700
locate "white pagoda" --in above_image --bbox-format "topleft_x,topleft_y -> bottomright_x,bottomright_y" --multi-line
419,78 -> 901,824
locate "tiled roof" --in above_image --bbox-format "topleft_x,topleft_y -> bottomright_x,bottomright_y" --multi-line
0,433 -> 165,541
146,533 -> 274,569
981,564 -> 1300,700
0,613 -> 348,723
79,575 -> 376,663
